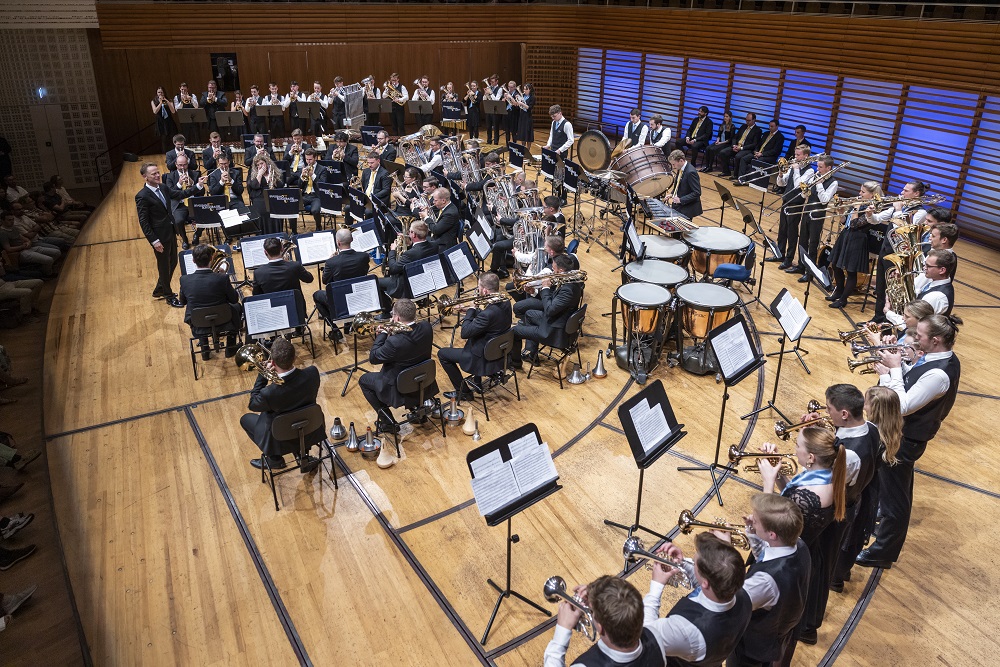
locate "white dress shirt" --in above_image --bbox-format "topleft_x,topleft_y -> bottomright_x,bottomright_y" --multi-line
836,422 -> 868,486
6,185 -> 29,204
873,205 -> 927,228
650,127 -> 672,148
547,119 -> 575,155
878,350 -> 954,416
776,165 -> 815,189
625,121 -> 650,146
814,178 -> 838,204
886,276 -> 952,326
642,575 -> 736,663
543,625 -> 646,667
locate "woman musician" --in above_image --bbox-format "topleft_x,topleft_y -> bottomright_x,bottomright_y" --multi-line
827,181 -> 884,309
516,83 -> 535,144
248,152 -> 286,234
392,166 -> 424,219
151,86 -> 178,152
229,90 -> 249,137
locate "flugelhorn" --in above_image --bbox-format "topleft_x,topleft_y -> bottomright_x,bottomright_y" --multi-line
622,537 -> 692,589
511,269 -> 587,291
677,510 -> 750,550
728,445 -> 798,477
234,342 -> 284,384
839,322 -> 895,344
542,576 -> 596,642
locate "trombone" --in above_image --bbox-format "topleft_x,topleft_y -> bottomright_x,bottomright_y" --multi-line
511,269 -> 587,291
677,509 -> 750,550
737,153 -> 828,184
542,576 -> 596,642
782,161 -> 853,215
728,445 -> 798,477
622,537 -> 692,589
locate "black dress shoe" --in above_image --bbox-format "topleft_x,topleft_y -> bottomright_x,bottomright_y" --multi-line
224,346 -> 238,358
0,483 -> 25,503
443,390 -> 475,402
777,262 -> 792,270
764,256 -> 781,263
166,295 -> 184,308
797,274 -> 810,283
250,456 -> 287,470
829,579 -> 844,593
829,299 -> 847,308
798,628 -> 818,645
784,264 -> 804,274
855,549 -> 892,569
521,350 -> 538,365
496,268 -> 510,279
825,292 -> 841,301
152,290 -> 166,300
298,455 -> 320,474
181,241 -> 190,250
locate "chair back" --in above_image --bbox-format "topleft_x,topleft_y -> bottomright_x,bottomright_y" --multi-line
190,303 -> 234,329
484,330 -> 515,363
271,404 -> 325,442
397,359 -> 437,397
565,303 -> 587,337
566,239 -> 580,255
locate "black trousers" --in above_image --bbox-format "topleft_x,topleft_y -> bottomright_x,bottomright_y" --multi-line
390,105 -> 405,135
302,193 -> 321,230
703,142 -> 730,171
731,149 -> 755,177
866,436 -> 926,562
797,212 -> 823,265
438,347 -> 476,393
152,237 -> 178,296
486,114 -> 502,144
716,145 -> 738,175
514,296 -> 542,319
489,238 -> 514,272
873,242 -> 892,321
172,206 -> 192,243
776,208 -> 799,263
359,372 -> 391,418
313,289 -> 333,324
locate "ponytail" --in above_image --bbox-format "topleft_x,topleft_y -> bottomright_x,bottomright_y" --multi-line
831,443 -> 846,522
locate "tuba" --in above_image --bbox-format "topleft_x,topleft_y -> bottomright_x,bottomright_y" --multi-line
728,445 -> 798,477
677,509 -> 750,550
542,576 -> 597,642
234,342 -> 284,384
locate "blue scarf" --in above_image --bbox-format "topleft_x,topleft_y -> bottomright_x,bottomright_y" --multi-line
782,467 -> 832,495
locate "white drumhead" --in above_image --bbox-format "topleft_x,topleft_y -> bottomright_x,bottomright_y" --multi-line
683,227 -> 752,252
638,235 -> 688,259
617,282 -> 672,307
625,260 -> 689,286
676,282 -> 740,308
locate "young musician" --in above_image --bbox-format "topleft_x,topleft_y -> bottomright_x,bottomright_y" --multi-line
291,148 -> 327,232
545,105 -> 574,159
151,86 -> 177,152
282,80 -> 307,134
413,75 -> 435,127
621,108 -> 649,150
775,145 -> 814,270
372,130 -> 398,162
247,152 -> 285,234
791,155 -> 838,280
244,133 -> 274,166
385,73 -> 409,136
647,114 -> 671,149
262,82 -> 285,136
827,181 -> 883,308
871,180 -> 928,322
208,153 -> 244,209
202,132 -> 232,172
230,90 -> 248,137
244,85 -> 266,134
502,81 -> 520,144
485,75 -> 503,144
328,77 -> 347,132
884,248 -> 957,325
178,243 -> 242,360
325,132 -> 360,182
465,81 -> 483,140
165,134 -> 196,173
284,128 -> 310,176
200,80 -> 227,135
308,81 -> 329,137
173,82 -> 199,142
516,83 -> 536,143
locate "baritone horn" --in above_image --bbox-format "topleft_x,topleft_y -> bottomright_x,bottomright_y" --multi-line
511,269 -> 587,291
728,445 -> 798,477
677,510 -> 750,550
234,342 -> 284,384
542,576 -> 597,642
622,537 -> 692,589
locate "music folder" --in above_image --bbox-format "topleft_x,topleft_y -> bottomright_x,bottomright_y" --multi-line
441,101 -> 462,122
361,125 -> 382,146
294,230 -> 337,266
350,219 -> 381,252
617,380 -> 687,469
507,142 -> 526,171
327,275 -> 381,319
405,253 -> 451,298
707,313 -> 764,386
189,195 -> 227,227
540,147 -> 559,180
240,232 -> 288,269
563,159 -> 581,193
469,214 -> 493,261
244,290 -> 301,337
442,241 -> 477,284
770,288 -> 810,343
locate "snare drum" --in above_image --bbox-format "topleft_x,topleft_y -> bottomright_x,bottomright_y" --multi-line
676,283 -> 739,339
683,227 -> 753,277
624,259 -> 689,291
617,283 -> 671,336
611,146 -> 673,197
638,235 -> 691,265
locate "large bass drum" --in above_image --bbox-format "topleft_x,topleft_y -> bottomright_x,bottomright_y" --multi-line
610,145 -> 673,197
577,130 -> 613,173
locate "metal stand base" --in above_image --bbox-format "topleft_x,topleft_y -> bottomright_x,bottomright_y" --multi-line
480,518 -> 550,645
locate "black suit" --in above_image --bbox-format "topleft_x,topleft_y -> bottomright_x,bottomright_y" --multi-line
240,366 -> 323,458
244,145 -> 276,166
439,299 -> 513,392
513,280 -> 584,357
737,130 -> 785,181
428,202 -> 461,249
200,92 -> 227,133
290,164 -> 328,231
284,142 -> 311,176
252,259 -> 315,321
178,268 -> 243,354
377,240 -> 440,301
202,144 -> 233,172
784,137 -> 812,161
374,144 -> 397,162
208,167 -> 245,207
165,147 -> 196,172
361,167 -> 392,210
135,183 -> 179,297
678,116 -> 713,157
164,168 -> 205,223
719,123 -> 763,177
669,162 -> 703,220
313,248 -> 371,322
359,320 -> 438,416
324,144 -> 359,181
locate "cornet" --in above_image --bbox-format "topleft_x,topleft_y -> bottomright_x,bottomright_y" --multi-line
677,509 -> 750,550
774,415 -> 834,440
838,322 -> 895,344
728,445 -> 798,477
847,357 -> 880,374
622,537 -> 692,589
850,342 -> 916,359
542,576 -> 596,642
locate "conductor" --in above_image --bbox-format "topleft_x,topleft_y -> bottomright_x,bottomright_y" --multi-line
135,162 -> 182,307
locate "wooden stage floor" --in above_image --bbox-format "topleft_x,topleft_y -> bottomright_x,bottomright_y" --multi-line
42,158 -> 1000,665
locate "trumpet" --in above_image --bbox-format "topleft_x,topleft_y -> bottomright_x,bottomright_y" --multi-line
677,509 -> 750,550
542,576 -> 596,642
774,415 -> 834,440
850,342 -> 916,358
511,269 -> 587,291
234,342 -> 284,384
351,312 -> 412,337
838,322 -> 895,344
848,357 -> 880,374
436,292 -> 510,317
728,445 -> 799,477
622,537 -> 692,589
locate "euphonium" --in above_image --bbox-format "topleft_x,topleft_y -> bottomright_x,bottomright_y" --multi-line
542,576 -> 597,642
677,509 -> 750,550
208,246 -> 231,273
436,292 -> 510,317
281,239 -> 297,261
234,342 -> 284,384
622,537 -> 692,589
511,269 -> 587,291
728,445 -> 798,477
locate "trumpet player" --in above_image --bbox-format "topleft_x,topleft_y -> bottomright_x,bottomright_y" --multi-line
464,81 -> 482,139
244,84 -> 267,134
230,90 -> 249,137
201,132 -> 232,172
178,243 -> 242,360
385,73 -> 408,136
282,80 -> 308,134
284,128 -> 311,176
324,132 -> 360,182
392,166 -> 423,217
328,76 -> 347,131
165,134 -> 196,173
360,153 -> 392,214
308,81 -> 329,137
151,86 -> 177,153
200,79 -> 227,135
291,148 -> 327,232
208,153 -> 244,209
372,130 -> 397,162
413,75 -> 434,127
245,132 -> 275,166
174,82 -> 199,144
438,273 -> 512,403
164,153 -> 206,249
262,82 -> 285,136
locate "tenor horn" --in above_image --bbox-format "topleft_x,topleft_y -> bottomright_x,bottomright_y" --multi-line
234,342 -> 284,384
727,445 -> 798,477
677,509 -> 750,550
542,576 -> 597,642
622,537 -> 691,589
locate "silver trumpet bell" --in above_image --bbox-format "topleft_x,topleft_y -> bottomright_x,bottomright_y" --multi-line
329,417 -> 347,441
622,536 -> 692,589
592,350 -> 608,379
567,363 -> 587,385
345,422 -> 360,453
542,576 -> 597,642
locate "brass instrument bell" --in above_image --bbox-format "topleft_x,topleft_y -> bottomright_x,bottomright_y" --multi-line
677,509 -> 750,550
727,445 -> 799,477
542,576 -> 597,642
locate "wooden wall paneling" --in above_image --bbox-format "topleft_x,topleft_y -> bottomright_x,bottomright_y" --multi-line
882,84 -> 910,192
953,93 -> 987,221
87,30 -> 140,152
267,49 -> 308,90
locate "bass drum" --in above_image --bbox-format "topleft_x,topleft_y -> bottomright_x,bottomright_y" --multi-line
610,145 -> 673,197
577,130 -> 612,173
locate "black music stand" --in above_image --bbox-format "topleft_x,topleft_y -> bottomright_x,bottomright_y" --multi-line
736,200 -> 780,305
678,314 -> 765,506
329,275 -> 382,395
507,142 -> 526,171
256,104 -> 284,135
604,380 -> 687,553
408,99 -> 433,121
298,101 -> 323,129
216,111 -> 245,141
189,195 -> 227,245
244,289 -> 312,356
483,100 -> 507,129
467,423 -> 560,645
177,108 -> 208,140
713,181 -> 737,229
742,288 -> 803,423
765,245 -> 828,374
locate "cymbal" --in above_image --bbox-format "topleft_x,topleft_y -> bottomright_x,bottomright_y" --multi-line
592,169 -> 626,180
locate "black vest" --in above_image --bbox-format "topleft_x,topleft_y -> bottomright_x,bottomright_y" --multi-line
650,128 -> 665,145
552,119 -> 569,156
901,353 -> 960,442
919,281 -> 954,316
665,590 -> 751,667
839,423 -> 881,508
575,628 -> 665,667
739,541 -> 811,663
289,94 -> 300,118
628,121 -> 648,146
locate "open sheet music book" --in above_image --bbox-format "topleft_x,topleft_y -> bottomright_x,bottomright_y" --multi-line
469,431 -> 558,518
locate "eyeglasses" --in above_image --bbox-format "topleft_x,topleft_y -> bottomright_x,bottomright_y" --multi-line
924,263 -> 940,269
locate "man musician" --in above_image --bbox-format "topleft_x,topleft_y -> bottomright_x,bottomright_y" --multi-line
178,243 -> 243,360
245,133 -> 275,166
545,105 -> 574,159
412,75 -> 435,127
328,77 -> 347,132
775,145 -> 814,270
618,108 -> 649,152
788,154 -> 838,281
372,130 -> 397,162
261,82 -> 285,136
784,125 -> 811,160
677,105 -> 713,160
200,80 -> 227,135
513,235 -> 579,319
438,272 -> 512,403
307,81 -> 329,138
284,128 -> 311,177
325,132 -> 360,182
871,180 -> 929,322
361,153 -> 392,214
484,75 -> 503,145
290,148 -> 327,232
648,114 -> 671,149
377,220 -> 439,307
665,149 -> 702,222
717,112 -> 761,179
735,119 -> 784,183
208,153 -> 244,209
313,228 -> 371,339
244,84 -> 267,135
511,254 -> 583,370
164,153 -> 208,249
282,81 -> 307,134
165,134 -> 196,172
251,236 -> 314,323
174,83 -> 199,142
384,73 -> 409,136
420,136 -> 444,176
422,187 -> 460,249
202,132 -> 233,172
135,162 -> 182,307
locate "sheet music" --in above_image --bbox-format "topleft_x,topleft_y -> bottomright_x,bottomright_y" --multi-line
628,398 -> 671,454
181,253 -> 197,275
219,208 -> 245,229
470,231 -> 491,260
509,443 -> 558,496
711,322 -> 756,380
245,299 -> 290,335
351,228 -> 379,252
297,232 -> 336,265
800,252 -> 831,288
470,462 -> 520,517
408,259 -> 448,297
345,278 -> 381,315
476,212 -> 493,240
776,290 -> 809,341
241,238 -> 270,268
446,246 -> 474,281
508,432 -> 541,459
469,449 -> 505,478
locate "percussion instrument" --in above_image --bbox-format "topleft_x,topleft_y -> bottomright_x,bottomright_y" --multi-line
624,259 -> 689,291
577,130 -> 612,172
613,282 -> 673,383
682,227 -> 753,278
637,234 -> 690,265
610,145 -> 673,197
617,282 -> 671,336
675,283 -> 739,339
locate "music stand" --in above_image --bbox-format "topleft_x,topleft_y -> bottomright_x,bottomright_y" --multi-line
265,187 -> 301,233
441,101 -> 462,132
467,423 -> 560,645
604,380 -> 687,551
317,182 -> 345,223
298,101 -> 323,128
468,214 -> 493,266
714,181 -> 737,229
256,104 -> 284,132
507,142 -> 526,171
369,98 -> 392,118
483,99 -> 507,127
765,245 -> 828,374
216,111 -> 245,140
239,231 -> 288,273
408,99 -> 433,120
741,288 -> 803,422
189,195 -> 227,245
293,229 -> 337,279
177,107 -> 207,131
736,200 -> 779,305
405,253 -> 451,300
244,289 -> 303,341
360,125 -> 382,146
346,186 -> 367,223
677,314 -> 765,506
329,275 -> 382,395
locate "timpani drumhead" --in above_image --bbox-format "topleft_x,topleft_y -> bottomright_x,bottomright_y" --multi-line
577,130 -> 613,172
682,227 -> 753,253
617,282 -> 672,307
624,260 -> 690,289
637,235 -> 690,263
676,282 -> 741,308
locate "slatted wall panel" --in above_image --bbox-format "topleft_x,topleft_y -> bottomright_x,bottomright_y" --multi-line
525,45 -> 578,129
956,96 -> 1000,244
600,50 -> 643,136
576,48 -> 604,125
641,54 -> 684,131
680,59 -> 730,138
828,77 -> 902,194
729,64 -> 780,121
778,70 -> 838,154
886,86 -> 979,212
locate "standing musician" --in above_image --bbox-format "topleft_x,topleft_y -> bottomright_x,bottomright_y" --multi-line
923,208 -> 957,254
384,73 -> 409,136
308,81 -> 329,138
511,254 -> 584,370
244,85 -> 267,135
164,153 -> 207,250
412,75 -> 435,127
247,152 -> 285,234
200,80 -> 227,135
282,80 -> 307,135
251,236 -> 314,323
422,187 -> 461,249
151,86 -> 177,152
736,119 -> 784,183
240,337 -> 323,472
201,132 -> 232,172
676,106 -> 713,160
262,82 -> 285,137
718,112 -> 761,179
827,181 -> 883,308
358,297 -> 438,468
484,75 -> 504,145
726,494 -> 810,667
284,128 -> 311,177
208,153 -> 245,209
648,114 -> 671,149
619,108 -> 649,153
178,243 -> 243,360
325,132 -> 360,183
516,83 -> 536,144
245,133 -> 275,166
328,77 -> 347,132
165,134 -> 196,173
135,162 -> 182,308
291,148 -> 327,232
377,220 -> 439,307
360,153 -> 392,213
502,81 -> 521,144
858,314 -> 961,569
465,81 -> 483,140
313,228 -> 371,340
871,180 -> 929,322
362,75 -> 382,127
174,82 -> 199,143
790,155 -> 839,281
665,149 -> 702,222
230,90 -> 248,137
438,272 -> 512,403
545,105 -> 575,159
885,248 -> 957,325
775,145 -> 814,270
372,130 -> 398,162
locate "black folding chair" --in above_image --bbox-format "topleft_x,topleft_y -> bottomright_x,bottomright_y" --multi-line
377,359 -> 447,454
527,304 -> 587,390
261,404 -> 340,511
462,330 -> 520,422
187,304 -> 242,380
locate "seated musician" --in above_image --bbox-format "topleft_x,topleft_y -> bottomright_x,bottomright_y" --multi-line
513,235 -> 580,318
511,254 -> 583,370
544,533 -> 751,667
373,130 -> 398,162
420,137 -> 444,176
438,272 -> 512,402
666,149 -> 703,222
726,494 -> 810,667
164,153 -> 207,249
735,119 -> 784,182
240,337 -> 323,471
718,112 -> 762,179
647,114 -> 671,149
325,132 -> 360,182
202,131 -> 233,172
289,148 -> 326,233
165,134 -> 196,172
884,248 -> 957,327
360,153 -> 392,213
921,207 -> 955,254
178,243 -> 243,360
422,187 -> 461,249
358,298 -> 438,468
783,125 -> 811,161
392,166 -> 424,218
208,152 -> 244,209
676,106 -> 713,159
244,133 -> 275,165
247,152 -> 286,235
377,220 -> 440,313
251,236 -> 314,324
284,128 -> 311,177
542,196 -> 567,238
313,228 -> 371,340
